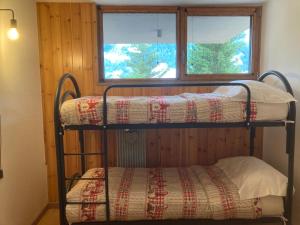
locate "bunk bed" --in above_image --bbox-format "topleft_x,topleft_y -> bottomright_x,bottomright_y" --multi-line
54,70 -> 296,225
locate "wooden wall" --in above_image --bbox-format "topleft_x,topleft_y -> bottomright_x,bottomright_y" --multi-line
37,2 -> 263,203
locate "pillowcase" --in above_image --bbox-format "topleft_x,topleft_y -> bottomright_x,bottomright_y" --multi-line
216,156 -> 288,200
213,80 -> 296,103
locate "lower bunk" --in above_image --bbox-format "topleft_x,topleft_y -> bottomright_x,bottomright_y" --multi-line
66,157 -> 286,225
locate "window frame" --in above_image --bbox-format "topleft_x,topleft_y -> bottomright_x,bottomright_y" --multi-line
97,6 -> 261,83
180,7 -> 262,81
98,6 -> 180,83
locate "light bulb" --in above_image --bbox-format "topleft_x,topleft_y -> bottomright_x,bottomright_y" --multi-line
7,19 -> 19,40
7,27 -> 19,40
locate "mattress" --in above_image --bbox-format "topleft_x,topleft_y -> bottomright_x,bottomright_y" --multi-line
66,166 -> 284,224
60,93 -> 288,126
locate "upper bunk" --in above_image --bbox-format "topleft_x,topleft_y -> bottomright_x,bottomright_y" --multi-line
55,71 -> 296,130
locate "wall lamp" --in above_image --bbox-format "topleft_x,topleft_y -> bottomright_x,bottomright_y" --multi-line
0,8 -> 19,40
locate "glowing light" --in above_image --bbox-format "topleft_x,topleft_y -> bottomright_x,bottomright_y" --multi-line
7,27 -> 19,40
0,9 -> 19,40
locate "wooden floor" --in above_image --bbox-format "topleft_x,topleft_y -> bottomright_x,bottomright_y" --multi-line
37,208 -> 59,225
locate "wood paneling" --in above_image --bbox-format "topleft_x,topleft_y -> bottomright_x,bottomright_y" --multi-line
38,2 -> 99,202
37,2 -> 263,203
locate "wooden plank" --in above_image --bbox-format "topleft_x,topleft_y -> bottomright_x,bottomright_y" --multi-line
185,6 -> 257,16
48,2 -> 64,202
37,3 -> 263,202
197,128 -> 209,165
146,129 -> 160,167
59,3 -> 80,178
251,6 -> 262,76
81,3 -> 95,95
37,2 -> 52,169
100,5 -> 179,13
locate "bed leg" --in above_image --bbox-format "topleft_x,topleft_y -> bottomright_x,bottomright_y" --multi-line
55,128 -> 68,225
285,121 -> 295,225
102,128 -> 110,222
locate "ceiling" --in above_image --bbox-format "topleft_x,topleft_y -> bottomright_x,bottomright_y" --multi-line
36,0 -> 267,5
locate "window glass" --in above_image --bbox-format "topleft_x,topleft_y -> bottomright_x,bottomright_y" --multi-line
103,13 -> 177,79
187,16 -> 251,74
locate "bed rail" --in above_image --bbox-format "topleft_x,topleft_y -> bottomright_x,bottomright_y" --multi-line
258,70 -> 296,123
102,82 -> 253,127
54,73 -> 83,225
258,70 -> 294,95
54,73 -> 81,119
259,70 -> 296,224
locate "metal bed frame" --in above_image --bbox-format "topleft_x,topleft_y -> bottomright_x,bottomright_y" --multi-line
54,70 -> 296,225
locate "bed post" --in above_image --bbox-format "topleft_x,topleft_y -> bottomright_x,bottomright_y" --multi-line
102,128 -> 110,221
79,130 -> 86,174
54,73 -> 81,225
258,70 -> 296,225
286,100 -> 296,225
103,87 -> 111,222
55,94 -> 68,225
54,125 -> 68,225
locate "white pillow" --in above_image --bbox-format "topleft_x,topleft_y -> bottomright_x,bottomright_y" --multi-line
213,80 -> 296,103
216,156 -> 288,200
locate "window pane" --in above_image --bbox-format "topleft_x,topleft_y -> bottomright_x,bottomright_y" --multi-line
187,16 -> 251,75
103,13 -> 177,79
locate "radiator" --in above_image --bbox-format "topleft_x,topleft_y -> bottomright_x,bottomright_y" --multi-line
116,129 -> 146,167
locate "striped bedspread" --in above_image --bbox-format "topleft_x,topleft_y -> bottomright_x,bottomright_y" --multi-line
60,93 -> 265,126
66,166 -> 267,223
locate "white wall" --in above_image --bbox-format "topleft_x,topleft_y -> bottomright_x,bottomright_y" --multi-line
0,0 -> 299,225
0,0 -> 48,225
261,0 -> 300,224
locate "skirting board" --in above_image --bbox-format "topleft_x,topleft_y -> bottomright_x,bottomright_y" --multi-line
32,203 -> 58,225
48,202 -> 59,209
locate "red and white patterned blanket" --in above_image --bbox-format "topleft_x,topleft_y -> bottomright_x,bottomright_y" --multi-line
66,166 -> 267,223
60,93 -> 264,126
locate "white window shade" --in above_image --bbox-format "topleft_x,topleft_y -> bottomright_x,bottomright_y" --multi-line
187,16 -> 251,44
103,13 -> 176,44
186,16 -> 251,74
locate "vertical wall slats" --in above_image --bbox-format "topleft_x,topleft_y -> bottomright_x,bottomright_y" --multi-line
37,2 -> 263,203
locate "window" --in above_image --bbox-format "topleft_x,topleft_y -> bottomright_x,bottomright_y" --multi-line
98,6 -> 261,82
186,16 -> 251,75
102,13 -> 177,80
